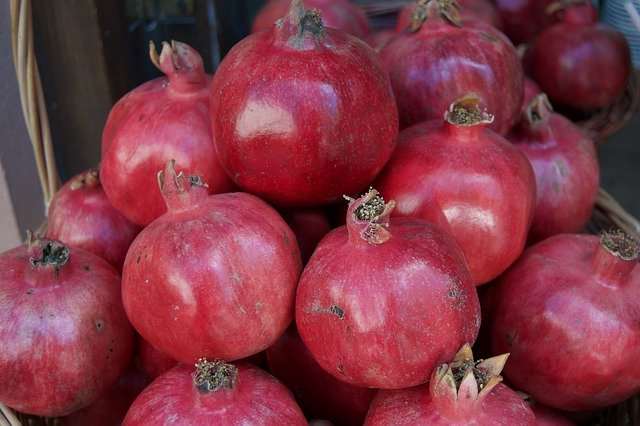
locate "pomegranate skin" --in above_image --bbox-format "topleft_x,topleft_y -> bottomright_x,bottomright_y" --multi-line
281,207 -> 332,264
365,382 -> 534,425
531,403 -> 575,425
266,325 -> 377,425
296,190 -> 480,389
380,0 -> 523,134
135,336 -> 179,379
374,98 -> 536,285
396,0 -> 504,33
494,0 -> 556,45
252,0 -> 371,38
122,162 -> 302,364
507,95 -> 599,243
101,41 -> 234,226
211,1 -> 398,206
47,169 -> 141,271
529,3 -> 631,110
489,233 -> 640,411
0,238 -> 134,417
521,78 -> 541,114
123,362 -> 307,425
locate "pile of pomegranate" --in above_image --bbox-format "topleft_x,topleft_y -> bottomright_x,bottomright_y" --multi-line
1,0 -> 638,424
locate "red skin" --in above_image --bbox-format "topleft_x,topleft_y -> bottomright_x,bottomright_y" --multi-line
493,0 -> 556,45
135,335 -> 179,379
281,207 -> 332,264
211,1 -> 398,206
122,162 -> 302,364
521,78 -> 541,114
101,41 -> 234,226
529,3 -> 631,110
252,0 -> 371,38
380,2 -> 523,134
489,234 -> 640,411
47,169 -> 141,271
373,116 -> 536,285
0,239 -> 134,417
266,325 -> 377,425
364,29 -> 397,52
296,192 -> 480,389
531,403 -> 575,425
507,96 -> 599,244
396,0 -> 504,33
62,367 -> 151,426
365,382 -> 535,425
123,363 -> 307,425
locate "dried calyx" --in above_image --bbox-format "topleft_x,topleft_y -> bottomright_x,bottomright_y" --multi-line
26,230 -> 70,273
276,0 -> 325,46
194,358 -> 239,394
345,188 -> 395,244
148,40 -> 206,90
433,343 -> 509,399
546,0 -> 588,15
446,93 -> 495,126
157,159 -> 208,194
600,229 -> 640,261
70,169 -> 100,190
525,94 -> 553,125
410,0 -> 462,32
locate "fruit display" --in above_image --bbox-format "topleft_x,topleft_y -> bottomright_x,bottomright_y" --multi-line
2,0 -> 639,424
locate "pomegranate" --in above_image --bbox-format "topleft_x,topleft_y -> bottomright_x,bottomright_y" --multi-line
364,344 -> 536,425
489,231 -> 640,411
296,189 -> 481,389
252,0 -> 371,38
122,161 -> 302,364
266,325 -> 377,424
62,367 -> 151,426
281,207 -> 332,264
530,402 -> 575,425
374,94 -> 536,285
529,1 -> 631,110
47,169 -> 140,271
211,0 -> 398,206
123,360 -> 307,425
507,94 -> 599,243
364,29 -> 396,52
135,336 -> 179,380
493,0 -> 556,45
521,77 -> 541,114
396,0 -> 504,33
0,234 -> 134,417
379,0 -> 523,134
101,40 -> 234,226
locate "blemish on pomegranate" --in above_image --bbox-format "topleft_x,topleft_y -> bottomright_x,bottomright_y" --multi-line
26,289 -> 34,295
81,264 -> 90,271
337,363 -> 346,375
329,305 -> 345,320
95,318 -> 105,333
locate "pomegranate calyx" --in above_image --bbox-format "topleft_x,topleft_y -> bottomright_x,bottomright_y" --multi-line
410,0 -> 462,32
599,230 -> 640,261
193,358 -> 238,394
525,94 -> 554,125
70,169 -> 100,190
546,0 -> 588,16
26,231 -> 70,273
149,40 -> 207,92
276,0 -> 325,48
157,160 -> 209,212
446,93 -> 495,126
345,188 -> 395,244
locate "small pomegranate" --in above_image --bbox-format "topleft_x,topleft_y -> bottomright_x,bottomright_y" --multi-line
364,344 -> 536,425
296,189 -> 481,389
489,231 -> 640,411
211,0 -> 398,206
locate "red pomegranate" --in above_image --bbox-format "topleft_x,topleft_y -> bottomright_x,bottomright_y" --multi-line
493,0 -> 556,45
364,344 -> 536,425
211,0 -> 398,206
380,0 -> 523,134
101,40 -> 233,226
507,94 -> 599,243
296,189 -> 481,389
0,234 -> 134,417
529,1 -> 631,110
489,231 -> 640,411
122,161 -> 302,364
374,94 -> 536,285
252,0 -> 371,38
47,169 -> 140,271
135,336 -> 179,380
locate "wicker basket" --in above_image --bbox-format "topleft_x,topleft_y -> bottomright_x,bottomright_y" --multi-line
2,1 -> 640,425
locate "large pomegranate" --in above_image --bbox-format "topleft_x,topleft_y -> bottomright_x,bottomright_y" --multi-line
507,94 -> 599,243
252,0 -> 371,38
101,40 -> 233,226
529,1 -> 631,111
0,234 -> 134,417
122,161 -> 302,364
489,231 -> 640,411
374,94 -> 536,285
211,0 -> 398,206
296,189 -> 481,389
364,344 -> 536,425
379,0 -> 523,134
